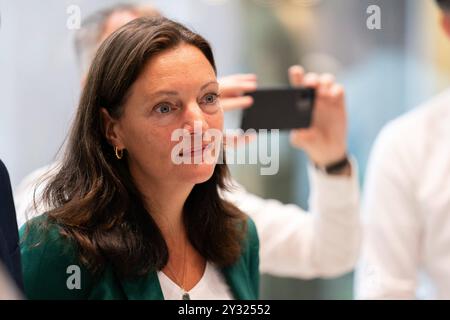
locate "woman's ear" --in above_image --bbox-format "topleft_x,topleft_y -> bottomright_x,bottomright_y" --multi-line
441,13 -> 450,39
100,108 -> 125,149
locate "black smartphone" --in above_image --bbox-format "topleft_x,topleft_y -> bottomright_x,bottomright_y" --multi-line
240,87 -> 315,131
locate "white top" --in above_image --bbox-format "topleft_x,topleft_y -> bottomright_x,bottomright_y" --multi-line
14,159 -> 361,280
157,262 -> 233,300
355,89 -> 450,299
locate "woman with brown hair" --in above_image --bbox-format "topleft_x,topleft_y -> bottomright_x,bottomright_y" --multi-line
20,16 -> 258,300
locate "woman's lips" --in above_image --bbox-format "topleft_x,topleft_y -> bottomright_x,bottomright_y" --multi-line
179,143 -> 213,157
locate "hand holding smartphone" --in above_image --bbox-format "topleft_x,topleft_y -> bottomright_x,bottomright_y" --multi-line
240,87 -> 315,131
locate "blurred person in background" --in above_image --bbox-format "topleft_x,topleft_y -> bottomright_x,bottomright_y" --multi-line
355,0 -> 450,300
15,3 -> 360,285
0,160 -> 22,299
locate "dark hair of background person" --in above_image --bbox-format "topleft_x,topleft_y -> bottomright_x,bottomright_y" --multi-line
437,0 -> 450,12
74,3 -> 161,75
34,17 -> 247,279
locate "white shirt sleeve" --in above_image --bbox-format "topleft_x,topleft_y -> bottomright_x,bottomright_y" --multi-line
355,123 -> 421,299
222,159 -> 361,279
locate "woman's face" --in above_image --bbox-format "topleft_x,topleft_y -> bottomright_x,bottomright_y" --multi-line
105,44 -> 223,187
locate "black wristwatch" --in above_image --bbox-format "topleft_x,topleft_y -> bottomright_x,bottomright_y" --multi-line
315,155 -> 350,175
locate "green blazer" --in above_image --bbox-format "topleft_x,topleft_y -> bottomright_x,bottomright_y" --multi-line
20,214 -> 259,300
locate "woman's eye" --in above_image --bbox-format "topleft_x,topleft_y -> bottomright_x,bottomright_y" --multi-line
203,93 -> 219,104
154,104 -> 172,114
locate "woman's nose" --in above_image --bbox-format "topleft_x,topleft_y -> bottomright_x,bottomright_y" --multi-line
182,102 -> 209,133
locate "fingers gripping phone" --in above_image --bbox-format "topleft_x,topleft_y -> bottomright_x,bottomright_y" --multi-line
240,87 -> 315,131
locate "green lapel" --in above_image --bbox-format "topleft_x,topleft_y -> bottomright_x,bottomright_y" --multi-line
120,271 -> 164,300
222,257 -> 255,300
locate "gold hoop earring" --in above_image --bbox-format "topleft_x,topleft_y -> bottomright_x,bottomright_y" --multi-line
115,146 -> 123,160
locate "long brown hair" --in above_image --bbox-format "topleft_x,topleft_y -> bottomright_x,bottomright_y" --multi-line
39,17 -> 247,279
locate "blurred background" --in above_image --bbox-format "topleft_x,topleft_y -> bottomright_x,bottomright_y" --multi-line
1,0 -> 450,299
